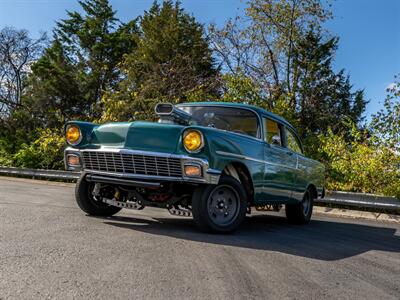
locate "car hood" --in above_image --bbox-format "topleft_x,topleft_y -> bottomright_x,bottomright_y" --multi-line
91,121 -> 185,153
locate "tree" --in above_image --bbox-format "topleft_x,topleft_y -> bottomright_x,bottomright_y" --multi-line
25,40 -> 84,127
100,0 -> 219,122
0,0 -> 138,167
27,0 -> 138,125
0,27 -> 46,117
211,0 -> 367,151
370,74 -> 400,151
210,0 -> 332,107
293,30 -> 367,139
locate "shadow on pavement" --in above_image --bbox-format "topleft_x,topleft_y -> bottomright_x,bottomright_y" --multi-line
100,214 -> 400,261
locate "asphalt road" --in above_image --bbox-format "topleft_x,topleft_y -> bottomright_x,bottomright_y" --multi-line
1,177 -> 399,300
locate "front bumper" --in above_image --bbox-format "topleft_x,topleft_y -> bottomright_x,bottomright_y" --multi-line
64,147 -> 221,185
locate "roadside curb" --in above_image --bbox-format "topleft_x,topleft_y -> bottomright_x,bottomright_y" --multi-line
314,206 -> 400,224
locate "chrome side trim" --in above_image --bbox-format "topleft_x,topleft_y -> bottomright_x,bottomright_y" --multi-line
216,150 -> 298,171
216,151 -> 264,164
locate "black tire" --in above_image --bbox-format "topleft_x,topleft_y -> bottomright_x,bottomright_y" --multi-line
192,176 -> 247,233
75,174 -> 122,216
285,189 -> 314,224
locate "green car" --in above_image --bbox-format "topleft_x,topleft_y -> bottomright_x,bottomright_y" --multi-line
64,102 -> 325,233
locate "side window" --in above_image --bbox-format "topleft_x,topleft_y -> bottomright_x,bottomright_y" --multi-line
285,129 -> 302,153
263,118 -> 282,146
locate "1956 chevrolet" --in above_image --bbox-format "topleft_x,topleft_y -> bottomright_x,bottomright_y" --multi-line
64,102 -> 325,233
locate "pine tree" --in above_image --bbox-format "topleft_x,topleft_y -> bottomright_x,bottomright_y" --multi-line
101,0 -> 219,121
294,31 -> 367,139
28,0 -> 138,124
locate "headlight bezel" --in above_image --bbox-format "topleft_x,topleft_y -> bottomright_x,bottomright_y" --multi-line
65,124 -> 82,146
183,129 -> 204,153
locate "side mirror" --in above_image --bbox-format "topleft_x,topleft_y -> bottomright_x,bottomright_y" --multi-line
271,135 -> 281,146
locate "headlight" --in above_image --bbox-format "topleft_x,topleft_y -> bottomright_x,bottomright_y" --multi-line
65,124 -> 82,146
183,129 -> 204,153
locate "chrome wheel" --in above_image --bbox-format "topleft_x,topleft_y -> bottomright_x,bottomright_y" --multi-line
207,185 -> 240,227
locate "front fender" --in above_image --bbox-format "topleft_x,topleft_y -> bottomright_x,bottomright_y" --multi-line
184,126 -> 265,191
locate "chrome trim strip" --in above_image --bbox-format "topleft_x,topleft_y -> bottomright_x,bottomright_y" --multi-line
216,151 -> 264,164
216,150 -> 298,171
206,169 -> 222,175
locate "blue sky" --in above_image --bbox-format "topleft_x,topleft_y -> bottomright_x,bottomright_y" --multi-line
0,0 -> 399,120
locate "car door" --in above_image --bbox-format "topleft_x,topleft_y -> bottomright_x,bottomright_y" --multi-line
261,117 -> 296,202
284,127 -> 306,202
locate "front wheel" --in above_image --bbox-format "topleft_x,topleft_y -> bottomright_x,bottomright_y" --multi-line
75,174 -> 122,216
191,176 -> 247,233
285,189 -> 313,224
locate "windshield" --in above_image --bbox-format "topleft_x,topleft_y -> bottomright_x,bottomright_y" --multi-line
178,105 -> 260,138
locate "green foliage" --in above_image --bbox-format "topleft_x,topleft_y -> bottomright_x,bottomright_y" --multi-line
27,0 -> 138,127
210,0 -> 332,104
211,1 -> 367,141
318,125 -> 400,198
220,73 -> 263,105
13,129 -> 65,170
101,0 -> 219,121
294,31 -> 367,139
26,40 -> 84,127
370,75 -> 400,152
0,138 -> 13,166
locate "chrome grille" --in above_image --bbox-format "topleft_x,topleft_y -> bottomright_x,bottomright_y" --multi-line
81,151 -> 183,177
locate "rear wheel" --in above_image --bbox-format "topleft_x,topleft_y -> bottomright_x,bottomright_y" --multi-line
75,174 -> 122,216
192,176 -> 247,233
285,189 -> 313,224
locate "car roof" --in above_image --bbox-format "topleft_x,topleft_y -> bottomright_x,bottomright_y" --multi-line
177,101 -> 296,131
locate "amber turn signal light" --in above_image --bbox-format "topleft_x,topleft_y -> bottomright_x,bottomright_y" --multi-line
65,124 -> 82,146
184,164 -> 202,177
67,154 -> 81,166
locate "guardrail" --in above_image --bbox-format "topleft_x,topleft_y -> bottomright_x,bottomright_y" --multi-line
0,166 -> 399,212
0,166 -> 80,181
318,191 -> 400,212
